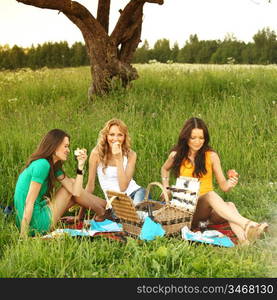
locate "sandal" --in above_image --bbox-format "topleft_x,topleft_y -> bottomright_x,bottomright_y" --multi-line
237,239 -> 250,247
256,222 -> 269,237
244,221 -> 269,242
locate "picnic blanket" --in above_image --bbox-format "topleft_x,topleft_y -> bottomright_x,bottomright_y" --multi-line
42,219 -> 126,242
54,218 -> 238,245
206,222 -> 238,244
182,226 -> 235,248
89,219 -> 123,232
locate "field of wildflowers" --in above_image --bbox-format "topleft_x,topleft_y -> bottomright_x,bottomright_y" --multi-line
0,64 -> 276,278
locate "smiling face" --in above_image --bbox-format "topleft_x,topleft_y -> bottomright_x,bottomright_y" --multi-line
188,128 -> 205,153
53,136 -> 70,162
107,125 -> 125,149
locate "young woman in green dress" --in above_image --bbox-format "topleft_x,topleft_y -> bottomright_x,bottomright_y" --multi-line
14,129 -> 106,237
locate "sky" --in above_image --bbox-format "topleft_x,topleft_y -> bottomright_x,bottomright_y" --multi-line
0,0 -> 276,48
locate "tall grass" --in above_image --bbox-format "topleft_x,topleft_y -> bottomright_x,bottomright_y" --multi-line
0,63 -> 276,277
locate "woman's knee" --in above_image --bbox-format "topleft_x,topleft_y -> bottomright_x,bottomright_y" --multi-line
226,201 -> 237,211
55,186 -> 72,198
197,192 -> 215,207
200,191 -> 216,203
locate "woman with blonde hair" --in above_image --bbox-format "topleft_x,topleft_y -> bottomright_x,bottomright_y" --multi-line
68,119 -> 147,222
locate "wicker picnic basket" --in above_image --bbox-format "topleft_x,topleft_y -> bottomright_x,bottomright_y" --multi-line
106,184 -> 163,238
106,181 -> 196,237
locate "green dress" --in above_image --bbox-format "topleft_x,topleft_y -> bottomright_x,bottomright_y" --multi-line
14,158 -> 63,235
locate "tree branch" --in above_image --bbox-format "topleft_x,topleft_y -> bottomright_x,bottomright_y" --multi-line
17,0 -> 108,40
111,0 -> 163,45
119,22 -> 142,64
97,0 -> 111,33
118,4 -> 143,63
17,0 -> 87,16
140,0 -> 164,3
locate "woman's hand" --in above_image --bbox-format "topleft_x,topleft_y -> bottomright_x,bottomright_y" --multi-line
75,148 -> 87,170
227,176 -> 239,189
111,142 -> 122,160
227,169 -> 239,179
226,169 -> 239,189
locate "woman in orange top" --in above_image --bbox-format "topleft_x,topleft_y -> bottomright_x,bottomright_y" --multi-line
161,117 -> 268,244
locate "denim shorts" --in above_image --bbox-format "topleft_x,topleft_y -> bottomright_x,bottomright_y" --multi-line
129,187 -> 151,206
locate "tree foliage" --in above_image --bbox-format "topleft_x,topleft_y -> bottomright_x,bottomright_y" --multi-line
1,27 -> 277,69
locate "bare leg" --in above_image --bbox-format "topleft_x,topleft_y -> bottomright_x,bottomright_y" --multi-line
48,186 -> 75,227
209,202 -> 247,241
191,195 -> 213,228
192,191 -> 258,232
48,186 -> 106,228
63,179 -> 106,218
74,189 -> 106,217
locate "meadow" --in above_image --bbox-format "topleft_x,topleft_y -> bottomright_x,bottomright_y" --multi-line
0,63 -> 276,278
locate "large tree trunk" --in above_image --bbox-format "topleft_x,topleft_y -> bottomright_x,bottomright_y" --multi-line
16,0 -> 164,100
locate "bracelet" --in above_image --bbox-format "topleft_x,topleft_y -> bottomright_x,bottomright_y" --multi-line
162,177 -> 169,181
76,168 -> 84,175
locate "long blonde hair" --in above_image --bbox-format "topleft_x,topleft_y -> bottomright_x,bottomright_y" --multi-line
96,119 -> 131,171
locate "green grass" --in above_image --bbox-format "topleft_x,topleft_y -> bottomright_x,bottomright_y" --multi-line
0,63 -> 276,278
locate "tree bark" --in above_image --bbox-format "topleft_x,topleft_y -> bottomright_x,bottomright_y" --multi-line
97,0 -> 111,34
16,0 -> 164,99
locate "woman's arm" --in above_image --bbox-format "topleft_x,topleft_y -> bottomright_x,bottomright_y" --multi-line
161,151 -> 176,196
58,149 -> 87,197
116,150 -> 137,192
211,152 -> 238,192
58,150 -> 88,222
58,174 -> 84,197
85,149 -> 99,194
76,149 -> 99,220
59,173 -> 85,222
20,181 -> 41,238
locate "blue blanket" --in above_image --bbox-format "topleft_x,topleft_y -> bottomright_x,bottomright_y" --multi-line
89,219 -> 123,232
139,217 -> 165,241
181,226 -> 234,247
42,220 -> 123,238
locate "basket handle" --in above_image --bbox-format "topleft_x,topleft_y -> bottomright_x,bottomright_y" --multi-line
105,196 -> 117,210
144,181 -> 170,204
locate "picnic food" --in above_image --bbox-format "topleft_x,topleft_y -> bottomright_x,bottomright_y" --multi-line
227,169 -> 238,178
74,148 -> 85,156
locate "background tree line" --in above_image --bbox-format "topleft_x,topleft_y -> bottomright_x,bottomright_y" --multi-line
0,27 -> 276,70
134,27 -> 277,65
0,41 -> 89,70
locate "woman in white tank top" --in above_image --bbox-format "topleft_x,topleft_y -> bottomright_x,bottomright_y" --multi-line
76,119 -> 148,222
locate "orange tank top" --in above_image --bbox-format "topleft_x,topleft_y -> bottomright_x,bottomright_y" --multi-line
179,151 -> 213,196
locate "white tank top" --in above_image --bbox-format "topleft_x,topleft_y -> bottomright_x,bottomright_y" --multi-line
97,156 -> 141,200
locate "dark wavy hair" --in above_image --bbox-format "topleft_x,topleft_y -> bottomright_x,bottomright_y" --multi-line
171,118 -> 214,178
24,129 -> 70,197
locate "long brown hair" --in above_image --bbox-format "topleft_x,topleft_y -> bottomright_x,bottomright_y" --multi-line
171,117 -> 213,178
24,129 -> 70,196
